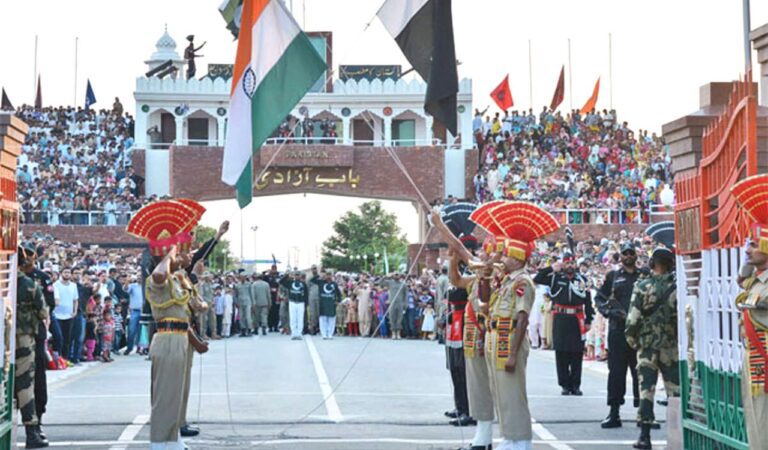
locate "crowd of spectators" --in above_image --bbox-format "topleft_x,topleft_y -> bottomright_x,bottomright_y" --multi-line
21,220 -> 657,374
23,233 -> 144,367
14,101 -> 147,226
471,107 -> 673,224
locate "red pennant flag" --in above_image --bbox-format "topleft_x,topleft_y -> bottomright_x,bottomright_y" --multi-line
579,77 -> 600,115
490,74 -> 513,111
549,65 -> 565,111
34,75 -> 42,110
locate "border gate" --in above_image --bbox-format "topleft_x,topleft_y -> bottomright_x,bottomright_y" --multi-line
0,113 -> 25,447
673,76 -> 758,449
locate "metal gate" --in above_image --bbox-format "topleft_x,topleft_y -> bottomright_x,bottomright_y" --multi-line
0,113 -> 25,448
674,76 -> 757,449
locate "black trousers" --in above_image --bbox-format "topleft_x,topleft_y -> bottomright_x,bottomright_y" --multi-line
268,303 -> 280,330
607,328 -> 640,407
58,318 -> 73,361
447,347 -> 469,416
555,350 -> 583,391
34,322 -> 48,421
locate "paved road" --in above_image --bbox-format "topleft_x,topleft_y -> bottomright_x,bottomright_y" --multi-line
21,334 -> 669,449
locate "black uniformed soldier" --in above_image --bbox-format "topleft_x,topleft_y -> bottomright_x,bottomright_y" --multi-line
534,252 -> 594,395
16,244 -> 50,448
595,242 -> 641,428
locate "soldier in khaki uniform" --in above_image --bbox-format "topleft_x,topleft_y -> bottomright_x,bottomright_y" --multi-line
478,202 -> 560,450
624,223 -> 678,450
198,272 -> 217,339
251,274 -> 272,336
16,244 -> 50,449
732,175 -> 768,449
235,274 -> 254,336
126,199 -> 208,450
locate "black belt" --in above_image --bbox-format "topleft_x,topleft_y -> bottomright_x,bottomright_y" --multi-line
156,320 -> 189,332
490,319 -> 517,330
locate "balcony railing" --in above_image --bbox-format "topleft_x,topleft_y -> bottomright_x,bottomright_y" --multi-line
547,208 -> 650,225
22,207 -> 658,227
21,210 -> 135,226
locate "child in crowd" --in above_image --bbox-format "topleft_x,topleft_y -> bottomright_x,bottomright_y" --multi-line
112,303 -> 124,353
421,300 -> 436,340
101,309 -> 115,362
222,287 -> 234,338
346,295 -> 359,337
214,287 -> 224,338
84,293 -> 101,361
336,298 -> 347,336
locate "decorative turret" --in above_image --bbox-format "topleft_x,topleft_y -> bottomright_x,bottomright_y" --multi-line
144,25 -> 185,78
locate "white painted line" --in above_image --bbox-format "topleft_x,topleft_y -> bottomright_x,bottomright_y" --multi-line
532,417 -> 574,450
109,414 -> 150,450
18,438 -> 669,447
117,414 -> 150,441
108,414 -> 150,450
51,391 -> 604,400
304,335 -> 344,423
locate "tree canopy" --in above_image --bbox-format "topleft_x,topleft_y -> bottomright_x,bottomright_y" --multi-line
321,201 -> 408,273
195,225 -> 235,271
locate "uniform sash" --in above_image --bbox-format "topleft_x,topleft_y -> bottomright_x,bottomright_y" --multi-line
743,309 -> 768,396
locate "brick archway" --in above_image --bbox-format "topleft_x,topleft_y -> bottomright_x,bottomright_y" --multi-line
134,144 -> 477,204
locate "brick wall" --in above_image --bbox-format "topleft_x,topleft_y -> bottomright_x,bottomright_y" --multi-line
166,145 -> 445,204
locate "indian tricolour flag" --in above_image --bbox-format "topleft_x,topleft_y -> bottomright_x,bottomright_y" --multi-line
221,0 -> 326,208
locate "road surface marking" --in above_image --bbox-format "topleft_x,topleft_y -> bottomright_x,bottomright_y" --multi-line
109,414 -> 150,450
532,417 -> 574,450
18,438 -> 668,447
305,335 -> 344,422
51,391 -> 604,400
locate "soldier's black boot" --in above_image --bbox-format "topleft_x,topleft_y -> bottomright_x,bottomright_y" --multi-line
25,425 -> 49,448
36,423 -> 47,440
262,327 -> 267,336
601,405 -> 622,428
632,424 -> 652,449
180,424 -> 200,437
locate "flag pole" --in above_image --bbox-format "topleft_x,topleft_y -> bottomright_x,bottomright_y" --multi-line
33,35 -> 38,100
528,39 -> 533,110
74,37 -> 79,107
568,38 -> 573,112
743,0 -> 752,74
608,33 -> 613,110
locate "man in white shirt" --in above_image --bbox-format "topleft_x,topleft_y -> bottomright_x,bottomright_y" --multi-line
53,268 -> 79,361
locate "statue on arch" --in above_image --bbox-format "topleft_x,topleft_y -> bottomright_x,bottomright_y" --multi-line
184,35 -> 206,80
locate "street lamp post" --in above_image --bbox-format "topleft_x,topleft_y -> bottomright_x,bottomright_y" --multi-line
251,225 -> 258,270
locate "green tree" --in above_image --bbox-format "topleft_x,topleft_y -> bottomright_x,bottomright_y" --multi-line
194,225 -> 235,271
321,200 -> 408,273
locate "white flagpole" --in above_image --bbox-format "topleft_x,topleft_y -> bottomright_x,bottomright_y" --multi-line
528,39 -> 533,110
74,37 -> 79,107
568,38 -> 573,112
33,35 -> 38,100
608,33 -> 613,110
743,0 -> 752,74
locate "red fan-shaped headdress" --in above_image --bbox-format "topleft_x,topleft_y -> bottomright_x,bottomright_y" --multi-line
489,201 -> 560,260
731,174 -> 768,253
127,200 -> 206,256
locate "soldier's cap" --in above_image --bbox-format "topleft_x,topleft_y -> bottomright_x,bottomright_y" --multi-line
620,242 -> 636,255
18,243 -> 36,263
651,246 -> 674,263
